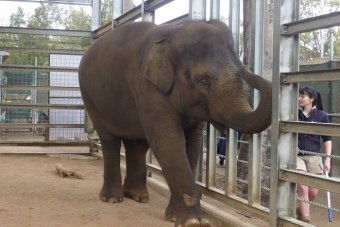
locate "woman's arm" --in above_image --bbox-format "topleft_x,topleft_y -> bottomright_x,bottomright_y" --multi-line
323,140 -> 332,173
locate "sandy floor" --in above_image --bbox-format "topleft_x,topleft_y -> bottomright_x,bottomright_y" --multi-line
0,150 -> 339,227
0,154 -> 173,227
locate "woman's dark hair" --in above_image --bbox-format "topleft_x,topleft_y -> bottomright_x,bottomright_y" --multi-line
299,86 -> 323,110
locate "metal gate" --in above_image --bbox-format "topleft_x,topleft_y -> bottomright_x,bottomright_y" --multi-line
0,1 -> 93,147
270,1 -> 340,226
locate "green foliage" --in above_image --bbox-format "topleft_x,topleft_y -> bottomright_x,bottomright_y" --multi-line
10,7 -> 26,27
27,4 -> 54,29
101,0 -> 113,25
5,3 -> 91,67
299,0 -> 339,61
63,7 -> 91,30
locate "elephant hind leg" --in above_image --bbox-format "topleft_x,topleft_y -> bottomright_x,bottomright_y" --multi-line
122,139 -> 150,203
100,136 -> 124,203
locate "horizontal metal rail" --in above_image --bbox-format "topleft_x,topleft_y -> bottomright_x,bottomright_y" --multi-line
0,85 -> 80,91
282,11 -> 340,36
92,22 -> 112,39
0,103 -> 84,109
0,140 -> 88,145
145,0 -> 175,11
0,123 -> 84,128
113,0 -> 176,27
114,5 -> 143,27
92,0 -> 182,38
0,47 -> 86,55
145,160 -> 270,222
329,113 -> 340,118
165,14 -> 189,25
0,27 -> 92,37
0,64 -> 78,72
281,68 -> 340,84
279,168 -> 340,193
196,183 -> 269,221
280,121 -> 340,137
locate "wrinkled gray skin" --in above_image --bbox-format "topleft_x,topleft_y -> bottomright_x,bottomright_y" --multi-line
79,20 -> 272,227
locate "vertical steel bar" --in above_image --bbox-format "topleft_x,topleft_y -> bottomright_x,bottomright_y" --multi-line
248,0 -> 264,206
207,124 -> 217,187
210,0 -> 220,20
225,0 -> 240,197
226,129 -> 237,195
229,0 -> 240,53
270,1 -> 282,224
113,0 -> 123,28
270,0 -> 299,225
142,0 -> 155,22
189,0 -> 207,20
91,0 -> 101,31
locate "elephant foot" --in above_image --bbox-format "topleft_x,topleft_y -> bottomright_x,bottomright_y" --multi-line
165,203 -> 176,222
176,218 -> 211,227
166,195 -> 211,227
123,184 -> 149,203
100,185 -> 124,203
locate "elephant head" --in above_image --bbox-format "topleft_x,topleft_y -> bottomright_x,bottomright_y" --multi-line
143,20 -> 272,134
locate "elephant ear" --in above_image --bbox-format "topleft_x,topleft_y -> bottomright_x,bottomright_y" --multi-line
143,38 -> 174,94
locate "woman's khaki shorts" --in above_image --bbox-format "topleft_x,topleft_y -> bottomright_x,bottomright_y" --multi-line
297,155 -> 323,174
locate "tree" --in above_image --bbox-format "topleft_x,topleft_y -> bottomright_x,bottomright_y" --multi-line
101,0 -> 113,25
299,0 -> 339,61
5,3 -> 91,66
27,4 -> 54,29
10,7 -> 26,27
63,7 -> 91,30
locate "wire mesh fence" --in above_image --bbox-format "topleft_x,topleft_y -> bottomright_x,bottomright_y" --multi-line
0,26 -> 91,145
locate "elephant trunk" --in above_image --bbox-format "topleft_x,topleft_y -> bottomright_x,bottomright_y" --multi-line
229,67 -> 272,134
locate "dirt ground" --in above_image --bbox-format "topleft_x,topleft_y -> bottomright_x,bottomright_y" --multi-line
0,153 -> 174,227
0,148 -> 339,227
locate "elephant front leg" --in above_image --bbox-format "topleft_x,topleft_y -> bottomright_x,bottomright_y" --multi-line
165,122 -> 209,226
147,128 -> 211,227
100,136 -> 124,203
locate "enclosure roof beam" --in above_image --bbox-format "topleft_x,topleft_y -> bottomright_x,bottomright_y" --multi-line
282,11 -> 340,36
0,27 -> 91,37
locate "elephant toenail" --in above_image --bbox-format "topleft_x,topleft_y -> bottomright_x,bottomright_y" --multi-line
108,197 -> 123,203
200,218 -> 211,227
184,218 -> 200,226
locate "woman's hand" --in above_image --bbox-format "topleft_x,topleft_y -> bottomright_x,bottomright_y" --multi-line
324,157 -> 331,174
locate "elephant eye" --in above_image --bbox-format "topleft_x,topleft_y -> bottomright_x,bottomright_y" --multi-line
198,77 -> 211,88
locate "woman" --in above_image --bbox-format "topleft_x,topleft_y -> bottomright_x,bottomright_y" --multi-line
296,86 -> 332,223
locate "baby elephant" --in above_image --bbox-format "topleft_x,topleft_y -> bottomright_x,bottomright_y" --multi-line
79,20 -> 272,227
